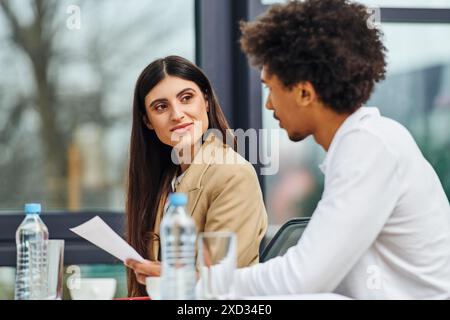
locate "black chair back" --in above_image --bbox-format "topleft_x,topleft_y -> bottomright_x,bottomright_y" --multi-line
260,217 -> 309,263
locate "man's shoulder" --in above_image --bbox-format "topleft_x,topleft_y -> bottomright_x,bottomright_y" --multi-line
361,114 -> 417,150
332,113 -> 420,168
365,113 -> 410,135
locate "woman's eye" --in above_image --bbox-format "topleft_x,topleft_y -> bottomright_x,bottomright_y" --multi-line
155,104 -> 167,112
181,95 -> 192,103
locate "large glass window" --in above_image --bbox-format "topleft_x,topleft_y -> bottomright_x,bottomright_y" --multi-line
264,0 -> 450,8
357,0 -> 450,8
0,0 -> 195,300
367,23 -> 450,196
0,0 -> 196,211
263,21 -> 450,226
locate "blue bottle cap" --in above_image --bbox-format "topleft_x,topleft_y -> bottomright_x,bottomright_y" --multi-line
168,193 -> 187,206
24,203 -> 42,214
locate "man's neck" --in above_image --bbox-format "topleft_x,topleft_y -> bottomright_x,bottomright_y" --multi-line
313,108 -> 351,151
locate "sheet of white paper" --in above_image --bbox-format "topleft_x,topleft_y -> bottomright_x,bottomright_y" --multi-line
70,216 -> 144,263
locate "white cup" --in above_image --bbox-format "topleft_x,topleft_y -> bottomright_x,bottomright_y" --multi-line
69,278 -> 116,300
146,276 -> 161,300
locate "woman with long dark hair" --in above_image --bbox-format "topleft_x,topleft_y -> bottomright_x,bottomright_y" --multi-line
125,56 -> 267,297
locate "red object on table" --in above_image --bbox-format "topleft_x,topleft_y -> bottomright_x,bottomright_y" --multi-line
114,296 -> 151,300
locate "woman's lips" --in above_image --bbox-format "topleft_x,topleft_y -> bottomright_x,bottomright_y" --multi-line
171,122 -> 194,134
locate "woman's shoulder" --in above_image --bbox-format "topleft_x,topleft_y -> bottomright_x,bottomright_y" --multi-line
204,144 -> 258,182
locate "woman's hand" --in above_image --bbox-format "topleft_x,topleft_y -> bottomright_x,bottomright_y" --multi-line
124,259 -> 161,285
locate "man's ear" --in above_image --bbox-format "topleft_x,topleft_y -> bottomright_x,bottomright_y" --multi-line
142,115 -> 153,130
295,81 -> 316,107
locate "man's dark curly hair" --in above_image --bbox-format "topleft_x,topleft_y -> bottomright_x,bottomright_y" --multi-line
240,0 -> 387,113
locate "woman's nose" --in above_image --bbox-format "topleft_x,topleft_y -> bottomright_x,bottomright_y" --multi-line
170,105 -> 185,121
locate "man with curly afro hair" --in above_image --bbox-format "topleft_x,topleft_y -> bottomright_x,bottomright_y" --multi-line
210,0 -> 450,299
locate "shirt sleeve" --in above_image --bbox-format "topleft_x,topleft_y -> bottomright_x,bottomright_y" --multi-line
231,129 -> 401,296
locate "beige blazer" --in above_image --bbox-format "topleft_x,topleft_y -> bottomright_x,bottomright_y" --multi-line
150,135 -> 268,267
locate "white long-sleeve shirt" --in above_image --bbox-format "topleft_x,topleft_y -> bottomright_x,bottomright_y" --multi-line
231,107 -> 450,299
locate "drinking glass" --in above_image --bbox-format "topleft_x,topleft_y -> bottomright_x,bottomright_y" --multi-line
45,239 -> 65,300
197,232 -> 236,299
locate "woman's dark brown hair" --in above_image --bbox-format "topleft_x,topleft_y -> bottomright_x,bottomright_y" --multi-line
126,55 -> 234,297
240,0 -> 387,113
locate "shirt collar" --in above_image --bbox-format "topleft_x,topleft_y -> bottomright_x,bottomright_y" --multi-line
170,171 -> 186,192
318,107 -> 381,174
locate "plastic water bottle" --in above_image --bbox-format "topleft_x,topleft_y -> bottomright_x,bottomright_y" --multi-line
14,203 -> 49,300
160,193 -> 197,299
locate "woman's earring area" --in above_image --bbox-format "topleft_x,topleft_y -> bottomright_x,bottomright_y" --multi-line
143,116 -> 154,130
204,95 -> 210,112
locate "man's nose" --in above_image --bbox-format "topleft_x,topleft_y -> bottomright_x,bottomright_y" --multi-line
265,95 -> 274,110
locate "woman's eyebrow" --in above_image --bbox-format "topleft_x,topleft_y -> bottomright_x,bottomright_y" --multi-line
149,88 -> 195,108
176,87 -> 195,98
149,98 -> 168,108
